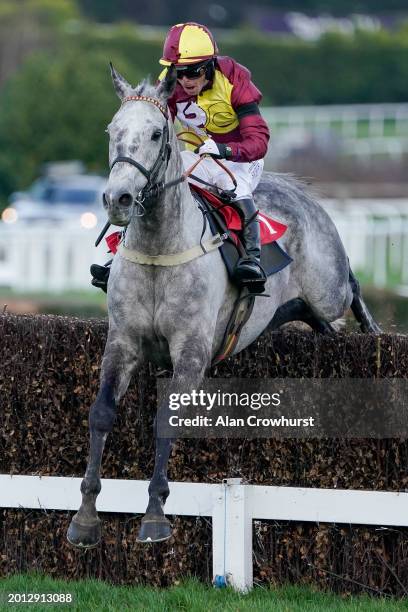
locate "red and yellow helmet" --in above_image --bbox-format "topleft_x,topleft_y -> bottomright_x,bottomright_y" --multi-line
159,22 -> 218,66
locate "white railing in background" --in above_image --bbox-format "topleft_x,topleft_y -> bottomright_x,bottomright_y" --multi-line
264,103 -> 408,137
263,103 -> 408,160
1,475 -> 408,591
0,199 -> 407,293
0,223 -> 109,292
323,199 -> 408,291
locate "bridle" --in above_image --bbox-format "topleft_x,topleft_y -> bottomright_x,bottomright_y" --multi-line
97,93 -> 238,247
109,95 -> 172,213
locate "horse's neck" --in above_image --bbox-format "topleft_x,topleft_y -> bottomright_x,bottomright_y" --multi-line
125,137 -> 203,255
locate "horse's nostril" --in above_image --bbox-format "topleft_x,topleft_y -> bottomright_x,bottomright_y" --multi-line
118,193 -> 133,207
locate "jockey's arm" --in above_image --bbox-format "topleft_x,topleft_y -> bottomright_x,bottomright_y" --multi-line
216,59 -> 270,163
226,102 -> 270,163
191,102 -> 270,163
162,60 -> 270,163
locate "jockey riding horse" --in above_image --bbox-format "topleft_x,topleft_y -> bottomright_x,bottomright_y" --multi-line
91,21 -> 270,292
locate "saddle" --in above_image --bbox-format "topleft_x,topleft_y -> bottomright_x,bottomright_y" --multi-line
189,184 -> 292,287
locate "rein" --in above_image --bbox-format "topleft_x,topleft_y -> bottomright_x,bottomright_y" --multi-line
175,131 -> 238,197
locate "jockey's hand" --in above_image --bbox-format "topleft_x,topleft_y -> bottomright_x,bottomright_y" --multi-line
195,140 -> 230,159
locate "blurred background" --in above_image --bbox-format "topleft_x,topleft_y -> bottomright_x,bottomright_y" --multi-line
0,0 -> 407,331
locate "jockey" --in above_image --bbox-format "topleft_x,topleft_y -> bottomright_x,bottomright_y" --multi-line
91,22 -> 270,292
159,22 -> 270,286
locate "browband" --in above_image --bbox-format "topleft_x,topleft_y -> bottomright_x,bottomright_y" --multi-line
121,95 -> 168,118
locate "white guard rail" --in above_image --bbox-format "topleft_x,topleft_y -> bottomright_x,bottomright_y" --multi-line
1,200 -> 408,293
0,223 -> 108,291
1,475 -> 408,591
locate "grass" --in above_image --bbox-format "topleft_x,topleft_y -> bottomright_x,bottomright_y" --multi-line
0,289 -> 107,318
0,574 -> 408,612
0,288 -> 106,305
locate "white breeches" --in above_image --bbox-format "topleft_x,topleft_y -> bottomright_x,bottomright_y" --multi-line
181,150 -> 264,200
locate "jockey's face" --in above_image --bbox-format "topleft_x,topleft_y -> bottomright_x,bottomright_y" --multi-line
177,71 -> 208,97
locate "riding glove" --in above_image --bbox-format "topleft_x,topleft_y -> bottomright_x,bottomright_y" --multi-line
195,140 -> 232,159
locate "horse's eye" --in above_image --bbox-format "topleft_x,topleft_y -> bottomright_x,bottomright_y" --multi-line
152,129 -> 162,141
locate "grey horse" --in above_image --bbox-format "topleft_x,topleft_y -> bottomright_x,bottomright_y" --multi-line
67,65 -> 380,547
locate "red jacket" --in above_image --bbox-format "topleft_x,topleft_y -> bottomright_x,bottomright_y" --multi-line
165,57 -> 270,163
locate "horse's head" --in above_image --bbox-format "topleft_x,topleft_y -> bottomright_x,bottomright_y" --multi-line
103,64 -> 177,226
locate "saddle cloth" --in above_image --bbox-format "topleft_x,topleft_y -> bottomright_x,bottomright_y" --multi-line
189,185 -> 292,281
190,184 -> 287,245
105,185 -> 292,281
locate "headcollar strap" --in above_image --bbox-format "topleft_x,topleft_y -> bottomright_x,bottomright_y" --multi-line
121,95 -> 168,118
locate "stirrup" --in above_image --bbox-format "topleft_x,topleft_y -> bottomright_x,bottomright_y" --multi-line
233,258 -> 266,293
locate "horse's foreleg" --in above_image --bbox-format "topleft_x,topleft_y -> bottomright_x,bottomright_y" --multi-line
67,383 -> 116,548
138,342 -> 210,543
67,339 -> 138,548
137,414 -> 174,543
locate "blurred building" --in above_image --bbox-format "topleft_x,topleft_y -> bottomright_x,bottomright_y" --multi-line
247,10 -> 404,39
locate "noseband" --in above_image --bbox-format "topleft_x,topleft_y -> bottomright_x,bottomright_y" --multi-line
109,95 -> 172,210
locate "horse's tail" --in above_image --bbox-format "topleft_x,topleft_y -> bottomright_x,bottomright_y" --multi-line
348,264 -> 382,334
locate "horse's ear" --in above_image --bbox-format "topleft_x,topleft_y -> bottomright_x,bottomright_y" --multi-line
110,62 -> 132,100
157,64 -> 177,102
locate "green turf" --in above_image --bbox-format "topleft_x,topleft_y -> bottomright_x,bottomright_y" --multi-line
0,288 -> 106,305
0,289 -> 107,318
0,574 -> 407,612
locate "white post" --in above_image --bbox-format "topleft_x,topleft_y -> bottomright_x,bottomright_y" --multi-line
26,230 -> 47,291
402,222 -> 408,285
47,232 -> 67,292
373,221 -> 388,288
212,478 -> 253,592
342,110 -> 358,138
368,107 -> 385,138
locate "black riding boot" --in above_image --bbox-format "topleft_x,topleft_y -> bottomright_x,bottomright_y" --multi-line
233,198 -> 266,292
90,259 -> 112,293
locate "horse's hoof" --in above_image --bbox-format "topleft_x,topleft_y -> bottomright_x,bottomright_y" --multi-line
137,514 -> 172,543
67,514 -> 101,549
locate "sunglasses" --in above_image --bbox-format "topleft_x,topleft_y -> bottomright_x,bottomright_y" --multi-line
176,63 -> 207,80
